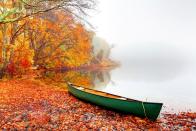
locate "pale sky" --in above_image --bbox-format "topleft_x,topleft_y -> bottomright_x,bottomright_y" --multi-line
90,0 -> 196,63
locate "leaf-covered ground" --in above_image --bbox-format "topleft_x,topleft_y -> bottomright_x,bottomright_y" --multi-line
0,78 -> 195,130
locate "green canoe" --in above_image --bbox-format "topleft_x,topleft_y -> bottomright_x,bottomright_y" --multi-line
67,82 -> 163,121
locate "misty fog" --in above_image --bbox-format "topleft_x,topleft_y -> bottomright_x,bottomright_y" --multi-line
90,0 -> 196,112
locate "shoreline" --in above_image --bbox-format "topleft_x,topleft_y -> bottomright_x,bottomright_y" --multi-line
0,78 -> 195,130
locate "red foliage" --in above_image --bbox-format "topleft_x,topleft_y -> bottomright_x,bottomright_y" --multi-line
6,63 -> 16,75
20,59 -> 31,69
28,112 -> 51,125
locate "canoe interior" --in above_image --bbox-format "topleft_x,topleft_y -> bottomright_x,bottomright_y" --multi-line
71,84 -> 139,102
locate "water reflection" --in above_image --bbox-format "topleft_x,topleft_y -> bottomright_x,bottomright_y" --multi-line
44,68 -> 112,90
46,63 -> 196,112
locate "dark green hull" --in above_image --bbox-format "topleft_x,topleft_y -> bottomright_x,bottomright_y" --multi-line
67,83 -> 163,121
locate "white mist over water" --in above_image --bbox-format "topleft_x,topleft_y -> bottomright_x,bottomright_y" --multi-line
90,0 -> 196,112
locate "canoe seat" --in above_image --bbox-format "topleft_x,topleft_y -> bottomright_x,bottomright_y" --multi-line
77,87 -> 84,90
118,97 -> 127,100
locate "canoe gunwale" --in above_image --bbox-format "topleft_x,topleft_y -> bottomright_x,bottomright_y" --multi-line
67,82 -> 163,105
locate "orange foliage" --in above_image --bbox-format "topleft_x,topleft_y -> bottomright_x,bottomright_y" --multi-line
26,11 -> 93,69
0,18 -> 34,76
0,10 -> 93,76
10,36 -> 34,75
64,24 -> 92,67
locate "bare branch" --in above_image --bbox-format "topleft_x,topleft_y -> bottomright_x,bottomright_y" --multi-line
0,0 -> 96,25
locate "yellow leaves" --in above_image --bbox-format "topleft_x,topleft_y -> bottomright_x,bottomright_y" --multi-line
11,34 -> 34,74
0,1 -> 12,10
0,9 -> 93,76
13,41 -> 34,63
62,23 -> 92,67
25,12 -> 93,69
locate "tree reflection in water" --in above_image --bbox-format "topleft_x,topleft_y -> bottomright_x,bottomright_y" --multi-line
43,68 -> 114,90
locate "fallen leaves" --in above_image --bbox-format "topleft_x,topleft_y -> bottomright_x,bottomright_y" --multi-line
0,79 -> 195,130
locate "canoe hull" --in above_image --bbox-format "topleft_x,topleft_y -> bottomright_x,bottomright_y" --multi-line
68,84 -> 163,121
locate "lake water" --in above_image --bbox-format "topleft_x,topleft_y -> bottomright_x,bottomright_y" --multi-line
99,66 -> 196,113
57,62 -> 195,113
60,43 -> 196,113
95,43 -> 196,113
48,42 -> 196,113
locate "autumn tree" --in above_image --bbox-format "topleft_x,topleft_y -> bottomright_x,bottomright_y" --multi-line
64,24 -> 93,67
27,11 -> 93,69
0,0 -> 96,78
